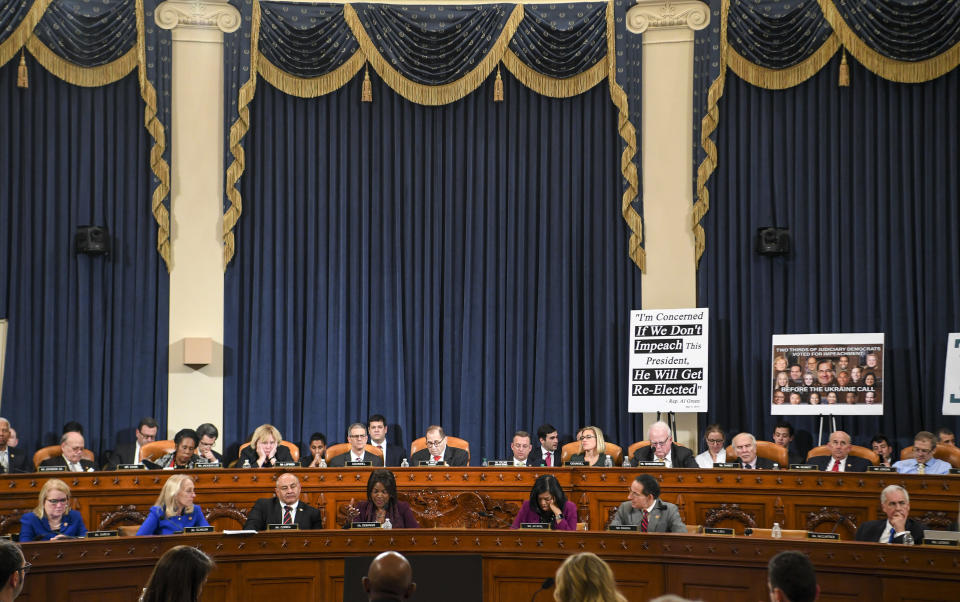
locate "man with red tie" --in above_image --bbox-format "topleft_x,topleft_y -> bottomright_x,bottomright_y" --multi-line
526,424 -> 561,468
607,474 -> 685,532
410,426 -> 469,466
808,431 -> 870,472
243,473 -> 324,530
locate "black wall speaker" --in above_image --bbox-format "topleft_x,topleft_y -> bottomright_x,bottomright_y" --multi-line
75,225 -> 111,256
755,227 -> 790,256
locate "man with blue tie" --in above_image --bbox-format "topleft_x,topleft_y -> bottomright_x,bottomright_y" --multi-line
854,485 -> 924,544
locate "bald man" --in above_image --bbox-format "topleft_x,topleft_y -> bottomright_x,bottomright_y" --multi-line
39,432 -> 95,472
363,551 -> 416,601
808,431 -> 870,472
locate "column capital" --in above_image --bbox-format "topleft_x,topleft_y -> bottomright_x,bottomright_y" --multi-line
155,0 -> 242,34
626,0 -> 710,35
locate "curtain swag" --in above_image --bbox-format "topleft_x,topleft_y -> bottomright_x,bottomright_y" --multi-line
693,0 -> 960,268
222,0 -> 643,272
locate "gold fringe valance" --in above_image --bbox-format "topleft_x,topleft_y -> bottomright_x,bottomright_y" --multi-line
0,0 -> 50,69
25,37 -> 137,87
606,0 -> 643,272
502,50 -> 607,99
258,49 -> 366,99
342,3 -> 524,106
727,34 -> 840,90
136,0 -> 170,271
817,0 -> 960,84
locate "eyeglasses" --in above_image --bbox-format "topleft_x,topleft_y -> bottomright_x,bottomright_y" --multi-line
914,447 -> 933,454
425,440 -> 444,447
18,562 -> 31,575
706,438 -> 725,444
650,439 -> 670,447
348,434 -> 367,439
45,498 -> 69,505
577,434 -> 595,441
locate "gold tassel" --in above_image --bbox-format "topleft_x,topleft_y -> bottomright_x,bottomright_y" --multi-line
838,48 -> 850,87
493,64 -> 503,102
361,63 -> 372,102
17,49 -> 28,89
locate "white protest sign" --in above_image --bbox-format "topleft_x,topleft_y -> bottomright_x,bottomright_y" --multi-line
942,332 -> 960,416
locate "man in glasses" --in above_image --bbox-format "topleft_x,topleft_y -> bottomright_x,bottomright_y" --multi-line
631,421 -> 698,468
329,424 -> 384,467
0,539 -> 27,600
410,426 -> 468,466
892,431 -> 950,475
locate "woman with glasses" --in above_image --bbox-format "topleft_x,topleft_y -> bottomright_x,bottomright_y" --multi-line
19,479 -> 88,541
695,425 -> 726,468
136,474 -> 209,536
238,424 -> 294,468
154,428 -> 202,469
510,474 -> 577,530
569,426 -> 610,466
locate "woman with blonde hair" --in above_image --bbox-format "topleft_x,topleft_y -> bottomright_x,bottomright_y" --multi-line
19,479 -> 87,540
554,552 -> 626,602
136,474 -> 209,535
238,424 -> 294,468
569,426 -> 610,466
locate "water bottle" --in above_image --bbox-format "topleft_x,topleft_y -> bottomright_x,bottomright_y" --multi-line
242,458 -> 251,469
771,523 -> 782,539
622,456 -> 631,468
481,458 -> 488,467
604,455 -> 613,467
902,532 -> 914,546
400,458 -> 409,468
318,457 -> 327,468
382,518 -> 392,530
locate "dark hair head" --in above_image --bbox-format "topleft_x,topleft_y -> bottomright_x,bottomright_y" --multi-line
935,427 -> 955,438
0,540 -> 23,591
366,469 -> 398,511
774,421 -> 794,437
139,417 -> 159,431
173,429 -> 199,447
195,423 -> 218,440
870,433 -> 890,446
703,424 -> 725,439
309,432 -> 327,445
367,414 -> 387,427
529,474 -> 567,519
634,474 -> 660,498
140,545 -> 216,602
62,421 -> 83,435
536,424 -> 557,441
768,551 -> 817,602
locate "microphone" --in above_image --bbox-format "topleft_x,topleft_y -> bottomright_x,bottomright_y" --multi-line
531,577 -> 554,602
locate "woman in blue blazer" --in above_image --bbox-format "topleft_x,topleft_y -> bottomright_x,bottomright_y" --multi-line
20,479 -> 88,541
137,474 -> 210,535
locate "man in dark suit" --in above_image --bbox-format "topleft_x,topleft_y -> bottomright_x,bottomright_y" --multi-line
410,426 -> 469,466
195,423 -> 223,464
731,432 -> 777,469
329,423 -> 385,467
808,431 -> 870,472
855,484 -> 925,544
632,421 -> 699,468
39,432 -> 96,472
102,417 -> 159,469
526,424 -> 561,468
367,414 -> 406,466
608,474 -> 686,532
0,418 -> 30,473
243,473 -> 324,530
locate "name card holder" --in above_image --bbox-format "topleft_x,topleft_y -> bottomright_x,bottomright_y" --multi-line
807,532 -> 839,540
713,463 -> 738,469
276,462 -> 298,468
184,526 -> 214,534
923,538 -> 959,547
39,466 -> 66,472
565,461 -> 586,467
117,464 -> 147,470
267,523 -> 300,530
0,535 -> 11,541
520,523 -> 550,530
87,530 -> 119,538
351,522 -> 381,529
949,468 -> 960,475
346,461 -> 372,467
194,462 -> 221,469
608,524 -> 638,531
789,464 -> 818,471
868,465 -> 895,472
418,461 -> 445,467
703,527 -> 735,535
490,460 -> 511,467
635,461 -> 666,467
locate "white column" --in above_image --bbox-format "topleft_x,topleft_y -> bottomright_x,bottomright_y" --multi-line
628,0 -> 710,449
156,0 -> 240,448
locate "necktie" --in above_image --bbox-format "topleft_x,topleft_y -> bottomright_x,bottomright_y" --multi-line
918,462 -> 925,475
831,460 -> 840,472
640,509 -> 649,533
283,505 -> 293,525
545,453 -> 552,467
888,527 -> 895,543
433,455 -> 441,462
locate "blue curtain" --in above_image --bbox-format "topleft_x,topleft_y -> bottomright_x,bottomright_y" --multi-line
698,53 -> 960,448
223,68 -> 643,460
0,55 -> 168,457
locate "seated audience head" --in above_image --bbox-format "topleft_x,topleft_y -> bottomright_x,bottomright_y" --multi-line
33,479 -> 72,522
628,474 -> 661,509
880,484 -> 910,522
156,474 -> 197,518
308,432 -> 327,459
275,473 -> 302,506
826,431 -> 852,460
367,415 -> 388,445
136,418 -> 159,446
60,431 -> 86,465
576,426 -> 606,455
935,427 -> 955,447
537,424 -> 559,452
172,429 -> 200,465
703,424 -> 725,456
870,434 -> 892,459
553,552 -> 626,602
62,421 -> 83,435
249,424 -> 282,456
511,431 -> 532,462
347,423 -> 369,454
529,474 -> 567,517
0,539 -> 26,600
195,423 -> 219,459
772,422 -> 794,449
767,550 -> 819,602
140,545 -> 215,602
647,421 -> 673,459
816,360 -> 834,385
732,432 -> 758,464
367,469 -> 399,512
362,551 -> 416,601
911,431 -> 938,466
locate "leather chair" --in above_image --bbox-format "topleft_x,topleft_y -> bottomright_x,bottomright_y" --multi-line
237,440 -> 301,463
900,445 -> 960,468
806,444 -> 879,465
560,441 -> 623,465
32,444 -> 96,469
138,440 -> 176,463
409,436 -> 470,463
324,443 -> 384,462
724,441 -> 788,466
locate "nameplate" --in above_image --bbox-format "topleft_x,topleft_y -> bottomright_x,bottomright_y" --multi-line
490,460 -> 511,467
608,524 -> 638,531
713,463 -> 738,469
789,464 -> 818,471
194,462 -> 221,469
418,460 -> 443,467
807,532 -> 839,540
635,461 -> 666,467
267,523 -> 300,530
346,461 -> 372,467
868,465 -> 895,472
703,527 -> 734,535
520,523 -> 550,530
276,462 -> 298,467
351,522 -> 380,529
0,535 -> 10,541
117,464 -> 147,470
39,466 -> 66,472
565,461 -> 586,466
923,538 -> 959,547
950,468 -> 960,475
87,530 -> 119,538
184,526 -> 213,534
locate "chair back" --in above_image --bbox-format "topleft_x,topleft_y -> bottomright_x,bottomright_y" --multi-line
139,440 -> 176,462
33,444 -> 96,468
324,443 -> 384,462
627,441 -> 650,459
806,444 -> 878,465
560,441 -> 622,465
900,445 -> 960,468
409,436 -> 470,462
723,441 -> 787,465
237,440 -> 301,463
